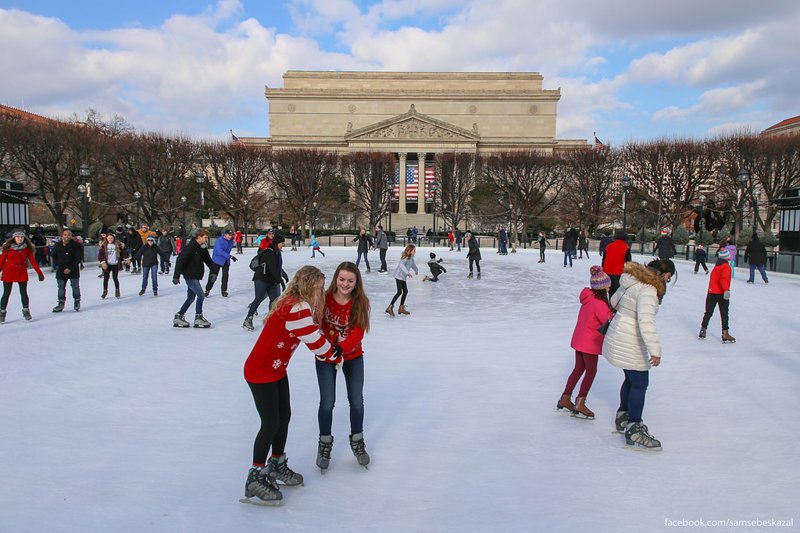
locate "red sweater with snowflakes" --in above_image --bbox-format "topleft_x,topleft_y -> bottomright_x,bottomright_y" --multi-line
321,293 -> 365,362
244,297 -> 334,383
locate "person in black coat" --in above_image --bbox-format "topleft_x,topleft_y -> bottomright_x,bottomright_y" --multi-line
537,231 -> 551,263
655,231 -> 676,259
744,234 -> 769,284
134,235 -> 161,295
424,252 -> 447,282
353,228 -> 373,272
127,227 -> 143,273
562,228 -> 577,267
693,244 -> 709,274
172,230 -> 215,327
243,234 -> 288,330
466,232 -> 481,278
599,232 -> 613,256
31,226 -> 48,266
52,229 -> 83,312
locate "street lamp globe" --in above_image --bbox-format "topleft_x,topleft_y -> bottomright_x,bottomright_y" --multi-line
737,168 -> 750,186
195,170 -> 206,185
622,175 -> 632,189
133,192 -> 141,200
79,163 -> 90,178
180,196 -> 187,204
77,184 -> 86,194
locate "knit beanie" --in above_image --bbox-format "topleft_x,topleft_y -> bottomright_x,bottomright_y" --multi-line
430,252 -> 436,259
717,248 -> 731,261
12,229 -> 25,238
589,265 -> 611,290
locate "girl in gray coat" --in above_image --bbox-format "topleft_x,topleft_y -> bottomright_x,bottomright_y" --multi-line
385,244 -> 418,317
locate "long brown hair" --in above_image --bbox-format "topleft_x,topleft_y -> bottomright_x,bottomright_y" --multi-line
266,265 -> 326,324
400,244 -> 416,259
591,288 -> 611,308
326,262 -> 370,332
2,234 -> 34,253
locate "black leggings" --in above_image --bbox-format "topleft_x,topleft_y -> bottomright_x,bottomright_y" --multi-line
102,264 -> 120,291
1,281 -> 29,309
248,377 -> 291,466
469,258 -> 481,273
390,279 -> 408,306
539,247 -> 546,261
701,293 -> 729,330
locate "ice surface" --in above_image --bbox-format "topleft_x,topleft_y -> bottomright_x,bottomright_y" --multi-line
1,246 -> 797,532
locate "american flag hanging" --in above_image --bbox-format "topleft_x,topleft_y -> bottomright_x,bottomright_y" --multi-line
393,164 -> 435,201
392,167 -> 400,200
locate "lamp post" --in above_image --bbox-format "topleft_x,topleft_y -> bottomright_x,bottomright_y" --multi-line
430,180 -> 439,246
78,163 -> 90,240
243,199 -> 249,248
737,168 -> 750,241
621,175 -> 632,237
180,196 -> 187,230
640,200 -> 648,247
752,191 -> 760,233
133,192 -> 142,226
698,195 -> 705,244
578,201 -> 584,231
195,170 -> 206,225
312,201 -> 318,234
386,179 -> 394,243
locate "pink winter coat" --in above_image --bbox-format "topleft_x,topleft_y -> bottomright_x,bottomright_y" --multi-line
570,288 -> 615,355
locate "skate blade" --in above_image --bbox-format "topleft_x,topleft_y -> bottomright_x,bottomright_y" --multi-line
173,324 -> 189,328
555,406 -> 576,414
571,413 -> 595,420
624,443 -> 663,452
193,325 -> 211,328
722,339 -> 736,343
239,497 -> 282,507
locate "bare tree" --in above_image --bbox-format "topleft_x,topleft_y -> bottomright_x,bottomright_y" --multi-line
200,141 -> 272,229
478,151 -> 567,245
560,147 -> 620,234
435,152 -> 479,232
340,152 -> 396,229
264,149 -> 340,240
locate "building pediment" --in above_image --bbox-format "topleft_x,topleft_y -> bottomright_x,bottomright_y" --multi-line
345,105 -> 479,142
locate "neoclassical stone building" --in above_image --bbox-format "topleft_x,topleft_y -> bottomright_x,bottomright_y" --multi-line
243,71 -> 587,229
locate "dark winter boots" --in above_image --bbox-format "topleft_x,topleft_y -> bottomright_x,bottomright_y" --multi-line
349,433 -> 370,467
699,328 -> 707,339
242,316 -> 255,331
0,309 -> 5,324
241,466 -> 282,506
52,300 -> 65,313
624,422 -> 662,451
22,308 -> 31,321
316,435 -> 333,471
267,455 -> 304,486
73,299 -> 81,312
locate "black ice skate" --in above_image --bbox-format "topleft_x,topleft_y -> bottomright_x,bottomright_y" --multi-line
624,422 -> 662,451
0,309 -> 5,324
173,313 -> 190,328
242,316 -> 255,331
349,433 -> 370,468
22,308 -> 32,321
73,299 -> 81,312
267,455 -> 304,486
698,328 -> 707,339
52,300 -> 65,313
194,314 -> 211,328
613,410 -> 629,434
240,467 -> 283,506
316,435 -> 333,472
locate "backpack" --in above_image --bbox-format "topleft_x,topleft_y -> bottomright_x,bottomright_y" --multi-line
249,250 -> 263,272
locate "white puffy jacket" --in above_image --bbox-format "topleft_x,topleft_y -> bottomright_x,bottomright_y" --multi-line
602,262 -> 665,371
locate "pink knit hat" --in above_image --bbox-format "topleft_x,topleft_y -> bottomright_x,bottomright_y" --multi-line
589,265 -> 611,290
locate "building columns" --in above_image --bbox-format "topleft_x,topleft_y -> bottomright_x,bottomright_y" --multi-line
398,152 -> 407,214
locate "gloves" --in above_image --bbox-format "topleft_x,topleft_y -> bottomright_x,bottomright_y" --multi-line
172,278 -> 180,285
316,344 -> 343,366
230,256 -> 237,262
723,290 -> 730,300
38,272 -> 45,281
281,270 -> 289,283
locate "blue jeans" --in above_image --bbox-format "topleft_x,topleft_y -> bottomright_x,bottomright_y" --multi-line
57,278 -> 81,301
247,280 -> 280,318
563,251 -> 573,267
315,356 -> 364,436
356,251 -> 370,270
141,265 -> 158,290
178,278 -> 205,315
748,263 -> 768,283
619,369 -> 649,423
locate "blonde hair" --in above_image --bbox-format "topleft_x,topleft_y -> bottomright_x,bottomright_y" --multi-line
400,244 -> 416,259
266,265 -> 326,324
326,262 -> 370,332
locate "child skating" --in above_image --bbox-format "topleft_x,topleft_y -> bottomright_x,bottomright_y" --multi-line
309,235 -> 325,258
423,252 -> 446,282
699,248 -> 736,342
557,266 -> 614,419
385,244 -> 418,317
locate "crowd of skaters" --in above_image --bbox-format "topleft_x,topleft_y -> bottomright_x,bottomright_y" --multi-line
0,220 -> 776,505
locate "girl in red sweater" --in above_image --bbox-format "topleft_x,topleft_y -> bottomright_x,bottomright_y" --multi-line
316,262 -> 371,472
557,265 -> 614,419
699,248 -> 735,342
0,230 -> 45,323
241,265 -> 342,506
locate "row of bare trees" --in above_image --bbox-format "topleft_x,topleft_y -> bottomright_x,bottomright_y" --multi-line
2,109 -> 799,238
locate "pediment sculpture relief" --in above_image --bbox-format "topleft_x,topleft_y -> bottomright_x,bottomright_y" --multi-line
364,118 -> 466,140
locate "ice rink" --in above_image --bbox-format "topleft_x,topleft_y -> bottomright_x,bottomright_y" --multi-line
1,245 -> 797,532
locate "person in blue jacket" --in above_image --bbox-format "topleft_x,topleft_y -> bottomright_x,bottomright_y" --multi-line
205,229 -> 237,297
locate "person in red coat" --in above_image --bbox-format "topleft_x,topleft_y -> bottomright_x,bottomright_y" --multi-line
316,261 -> 371,472
602,229 -> 632,296
241,265 -> 342,506
699,248 -> 735,342
557,265 -> 614,419
0,229 -> 45,323
234,229 -> 244,254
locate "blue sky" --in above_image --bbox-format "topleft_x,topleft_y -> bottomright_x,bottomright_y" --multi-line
2,0 -> 799,143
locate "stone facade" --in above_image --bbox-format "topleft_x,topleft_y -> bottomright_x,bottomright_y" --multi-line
252,71 -> 587,230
